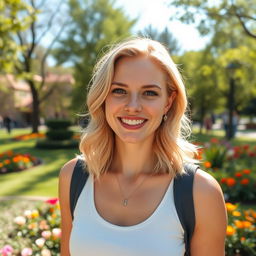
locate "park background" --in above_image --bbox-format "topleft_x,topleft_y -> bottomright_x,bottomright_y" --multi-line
0,0 -> 256,255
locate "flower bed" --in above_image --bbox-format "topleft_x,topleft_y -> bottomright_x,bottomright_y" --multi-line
1,199 -> 255,255
198,138 -> 256,203
13,133 -> 45,141
0,151 -> 41,174
0,199 -> 61,256
226,203 -> 256,256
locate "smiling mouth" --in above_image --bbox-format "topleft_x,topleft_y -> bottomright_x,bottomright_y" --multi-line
118,117 -> 147,127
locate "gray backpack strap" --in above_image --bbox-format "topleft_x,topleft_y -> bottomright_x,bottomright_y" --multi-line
69,158 -> 89,220
173,163 -> 199,256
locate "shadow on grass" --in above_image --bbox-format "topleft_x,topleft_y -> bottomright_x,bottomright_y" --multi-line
0,144 -> 80,196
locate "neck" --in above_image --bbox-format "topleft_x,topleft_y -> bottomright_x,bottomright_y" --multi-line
110,136 -> 156,179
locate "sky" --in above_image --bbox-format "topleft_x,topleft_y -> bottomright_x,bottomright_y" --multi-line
114,0 -> 210,52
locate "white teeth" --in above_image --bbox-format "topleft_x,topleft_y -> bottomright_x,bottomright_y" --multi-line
121,118 -> 145,125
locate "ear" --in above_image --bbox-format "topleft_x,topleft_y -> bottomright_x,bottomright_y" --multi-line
164,91 -> 177,113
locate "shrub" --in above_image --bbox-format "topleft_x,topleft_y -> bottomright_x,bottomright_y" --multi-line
36,139 -> 78,149
46,130 -> 73,141
45,120 -> 72,130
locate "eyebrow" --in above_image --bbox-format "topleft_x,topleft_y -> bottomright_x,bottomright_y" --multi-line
111,82 -> 162,90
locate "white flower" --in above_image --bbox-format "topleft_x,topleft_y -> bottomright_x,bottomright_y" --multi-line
41,248 -> 51,256
35,238 -> 45,248
24,210 -> 32,218
21,247 -> 33,256
227,149 -> 234,157
14,216 -> 26,225
52,228 -> 61,238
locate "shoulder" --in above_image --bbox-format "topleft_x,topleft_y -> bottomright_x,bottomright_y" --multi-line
193,168 -> 227,231
194,168 -> 222,195
59,157 -> 79,183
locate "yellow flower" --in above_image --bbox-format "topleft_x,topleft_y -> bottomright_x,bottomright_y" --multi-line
232,211 -> 241,217
31,210 -> 39,218
226,203 -> 237,212
226,225 -> 236,236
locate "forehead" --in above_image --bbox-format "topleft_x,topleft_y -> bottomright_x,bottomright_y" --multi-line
113,56 -> 166,87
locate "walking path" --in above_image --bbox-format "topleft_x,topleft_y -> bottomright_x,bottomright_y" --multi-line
0,195 -> 51,201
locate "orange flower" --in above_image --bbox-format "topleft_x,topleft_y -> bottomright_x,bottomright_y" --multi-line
226,178 -> 236,187
226,203 -> 237,212
245,216 -> 254,222
22,157 -> 30,163
234,220 -> 244,228
243,169 -> 251,175
0,163 -> 3,168
4,159 -> 10,164
232,211 -> 241,217
226,225 -> 236,236
240,178 -> 249,185
241,237 -> 246,242
243,221 -> 252,228
204,161 -> 212,168
235,172 -> 243,178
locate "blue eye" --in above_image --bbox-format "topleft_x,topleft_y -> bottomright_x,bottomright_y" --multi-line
112,88 -> 126,94
144,90 -> 158,96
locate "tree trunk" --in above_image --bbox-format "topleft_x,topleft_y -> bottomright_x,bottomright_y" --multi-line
28,80 -> 40,133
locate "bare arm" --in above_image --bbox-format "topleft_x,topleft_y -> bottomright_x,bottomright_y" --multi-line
191,169 -> 227,256
59,158 -> 78,256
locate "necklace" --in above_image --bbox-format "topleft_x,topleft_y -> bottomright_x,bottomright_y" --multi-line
115,173 -> 148,206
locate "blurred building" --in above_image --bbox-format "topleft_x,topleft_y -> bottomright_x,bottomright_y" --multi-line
0,73 -> 74,127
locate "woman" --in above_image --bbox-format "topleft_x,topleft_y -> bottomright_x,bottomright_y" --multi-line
59,38 -> 227,256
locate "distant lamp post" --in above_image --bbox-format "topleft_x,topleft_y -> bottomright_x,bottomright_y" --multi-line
226,62 -> 239,140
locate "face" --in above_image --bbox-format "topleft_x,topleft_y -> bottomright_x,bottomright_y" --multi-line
105,56 -> 176,144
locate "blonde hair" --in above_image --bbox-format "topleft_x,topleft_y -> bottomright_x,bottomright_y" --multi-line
79,37 -> 198,178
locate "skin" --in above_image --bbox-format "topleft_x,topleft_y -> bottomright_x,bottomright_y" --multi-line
59,55 -> 227,256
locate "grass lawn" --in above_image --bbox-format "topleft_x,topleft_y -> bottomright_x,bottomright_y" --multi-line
0,127 -> 255,198
0,128 -> 79,197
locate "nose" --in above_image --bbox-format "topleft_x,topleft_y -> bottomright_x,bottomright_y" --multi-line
124,94 -> 142,112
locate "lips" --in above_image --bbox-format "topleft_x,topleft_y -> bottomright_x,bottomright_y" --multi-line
118,117 -> 147,130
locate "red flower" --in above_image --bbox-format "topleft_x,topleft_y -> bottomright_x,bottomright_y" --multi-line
46,198 -> 59,205
235,172 -> 243,178
210,138 -> 219,144
220,178 -> 227,184
226,178 -> 236,187
243,169 -> 251,175
240,178 -> 250,185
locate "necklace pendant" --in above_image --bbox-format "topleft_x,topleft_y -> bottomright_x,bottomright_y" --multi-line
123,199 -> 128,206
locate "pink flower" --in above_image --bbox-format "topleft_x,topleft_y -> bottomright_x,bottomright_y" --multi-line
46,198 -> 59,205
21,248 -> 33,256
0,245 -> 13,256
41,230 -> 52,239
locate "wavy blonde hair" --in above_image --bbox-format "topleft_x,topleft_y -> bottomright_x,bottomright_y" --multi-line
79,37 -> 198,178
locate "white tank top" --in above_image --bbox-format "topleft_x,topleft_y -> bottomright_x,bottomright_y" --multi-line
70,174 -> 185,256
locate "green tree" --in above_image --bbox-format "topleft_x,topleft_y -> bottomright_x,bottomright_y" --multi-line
138,25 -> 181,55
8,0 -> 68,132
168,0 -> 256,39
177,50 -> 221,132
0,0 -> 34,72
54,0 -> 136,113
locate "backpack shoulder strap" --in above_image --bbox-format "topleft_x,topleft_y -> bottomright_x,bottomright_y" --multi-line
173,163 -> 199,256
69,158 -> 89,220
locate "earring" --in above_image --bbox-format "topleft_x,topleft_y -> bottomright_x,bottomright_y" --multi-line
163,114 -> 167,122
